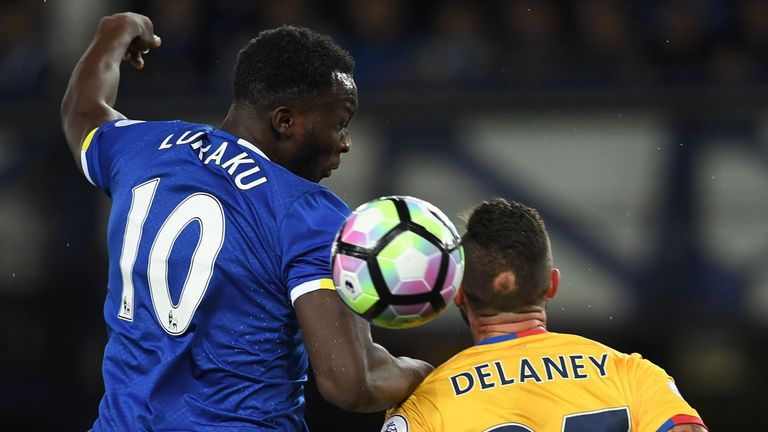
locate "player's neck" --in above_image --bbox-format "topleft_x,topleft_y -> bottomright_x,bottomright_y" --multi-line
219,105 -> 274,157
471,309 -> 547,343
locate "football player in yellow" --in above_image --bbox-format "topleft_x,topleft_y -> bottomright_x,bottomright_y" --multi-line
382,198 -> 707,432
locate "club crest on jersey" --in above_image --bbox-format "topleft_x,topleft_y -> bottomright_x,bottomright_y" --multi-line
381,415 -> 408,432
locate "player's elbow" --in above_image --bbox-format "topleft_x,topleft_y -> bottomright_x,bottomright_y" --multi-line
60,102 -> 83,162
314,366 -> 379,412
60,96 -> 91,154
59,87 -> 91,131
60,100 -> 114,161
315,378 -> 361,411
61,86 -> 120,142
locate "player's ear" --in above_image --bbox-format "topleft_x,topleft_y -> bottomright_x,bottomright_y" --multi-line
271,107 -> 294,138
546,268 -> 560,299
454,286 -> 466,307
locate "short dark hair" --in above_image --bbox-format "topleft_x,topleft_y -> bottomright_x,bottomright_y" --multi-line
461,198 -> 552,314
233,25 -> 355,112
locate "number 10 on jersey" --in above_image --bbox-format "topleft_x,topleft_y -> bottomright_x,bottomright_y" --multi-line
117,178 -> 226,335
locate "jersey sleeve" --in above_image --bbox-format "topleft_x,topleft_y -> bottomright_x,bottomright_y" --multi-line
624,353 -> 707,432
79,119 -> 146,193
280,188 -> 350,305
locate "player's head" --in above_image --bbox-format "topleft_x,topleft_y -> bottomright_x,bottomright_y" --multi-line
232,26 -> 357,182
457,198 -> 559,316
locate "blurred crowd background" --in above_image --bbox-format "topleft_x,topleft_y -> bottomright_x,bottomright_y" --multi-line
1,0 -> 767,430
8,0 -> 768,97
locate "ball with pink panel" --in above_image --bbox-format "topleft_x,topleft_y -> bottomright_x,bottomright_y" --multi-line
332,196 -> 464,329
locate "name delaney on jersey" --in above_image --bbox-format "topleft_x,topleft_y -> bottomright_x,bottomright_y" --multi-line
450,353 -> 609,396
158,129 -> 268,190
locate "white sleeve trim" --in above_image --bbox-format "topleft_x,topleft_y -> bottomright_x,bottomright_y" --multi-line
290,279 -> 332,305
80,150 -> 96,186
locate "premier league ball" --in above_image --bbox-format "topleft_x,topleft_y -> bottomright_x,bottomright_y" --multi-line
331,196 -> 464,329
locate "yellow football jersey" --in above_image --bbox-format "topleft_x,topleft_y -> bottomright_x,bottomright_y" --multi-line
383,329 -> 705,432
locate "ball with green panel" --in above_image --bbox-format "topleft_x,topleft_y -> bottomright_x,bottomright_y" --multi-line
331,196 -> 464,329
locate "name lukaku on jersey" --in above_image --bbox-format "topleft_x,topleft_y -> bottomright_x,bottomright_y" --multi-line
450,353 -> 609,396
158,131 -> 268,190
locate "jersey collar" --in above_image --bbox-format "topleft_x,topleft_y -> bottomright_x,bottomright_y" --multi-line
475,327 -> 548,346
210,128 -> 270,161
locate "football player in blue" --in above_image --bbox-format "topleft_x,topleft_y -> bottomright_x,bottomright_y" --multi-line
61,12 -> 432,431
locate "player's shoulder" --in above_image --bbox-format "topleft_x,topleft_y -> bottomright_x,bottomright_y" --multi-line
417,343 -> 484,387
279,181 -> 350,221
193,127 -> 350,217
100,118 -> 206,132
427,331 -> 627,377
542,331 -> 628,355
540,332 -> 664,376
255,162 -> 349,215
95,118 -> 212,144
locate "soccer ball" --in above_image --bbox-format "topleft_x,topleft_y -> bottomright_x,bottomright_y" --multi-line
331,196 -> 464,329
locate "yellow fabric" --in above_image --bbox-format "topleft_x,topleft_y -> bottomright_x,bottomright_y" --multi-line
385,332 -> 702,432
81,127 -> 99,151
318,278 -> 335,290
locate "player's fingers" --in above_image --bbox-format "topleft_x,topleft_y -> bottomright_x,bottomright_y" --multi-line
135,36 -> 159,59
130,50 -> 144,70
128,34 -> 159,55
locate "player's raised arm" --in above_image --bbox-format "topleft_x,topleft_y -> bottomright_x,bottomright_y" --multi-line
60,12 -> 160,171
295,290 -> 433,412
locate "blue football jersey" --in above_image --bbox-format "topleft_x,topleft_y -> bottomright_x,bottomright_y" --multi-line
80,119 -> 350,431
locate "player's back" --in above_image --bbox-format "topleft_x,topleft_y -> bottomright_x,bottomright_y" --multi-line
81,119 -> 349,431
386,329 -> 705,432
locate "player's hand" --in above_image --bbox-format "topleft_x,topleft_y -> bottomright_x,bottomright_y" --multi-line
122,31 -> 161,70
97,12 -> 161,70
